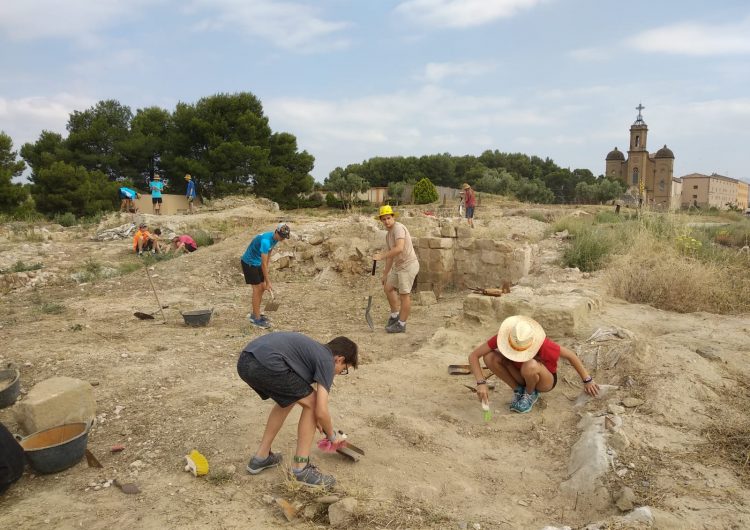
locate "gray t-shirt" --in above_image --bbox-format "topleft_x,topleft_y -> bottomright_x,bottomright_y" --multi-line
242,332 -> 335,391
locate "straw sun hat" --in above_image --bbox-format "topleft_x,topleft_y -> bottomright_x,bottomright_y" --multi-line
496,315 -> 546,362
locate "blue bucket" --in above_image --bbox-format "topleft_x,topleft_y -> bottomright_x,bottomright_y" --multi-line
17,422 -> 90,474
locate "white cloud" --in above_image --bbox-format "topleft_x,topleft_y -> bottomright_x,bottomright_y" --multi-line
188,0 -> 351,51
0,94 -> 94,148
627,18 -> 750,56
395,0 -> 544,29
420,61 -> 496,82
568,47 -> 610,62
0,0 -> 155,42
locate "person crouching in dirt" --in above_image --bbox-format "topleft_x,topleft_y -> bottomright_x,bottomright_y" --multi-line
132,223 -> 162,256
171,234 -> 197,254
240,223 -> 290,329
237,332 -> 358,488
468,315 -> 599,414
373,205 -> 419,334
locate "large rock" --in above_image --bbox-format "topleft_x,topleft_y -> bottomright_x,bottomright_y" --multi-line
15,377 -> 96,434
328,497 -> 357,528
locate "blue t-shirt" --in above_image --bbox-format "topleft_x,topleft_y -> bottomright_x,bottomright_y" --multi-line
241,232 -> 278,266
186,180 -> 196,198
150,180 -> 164,198
119,187 -> 136,200
242,332 -> 335,391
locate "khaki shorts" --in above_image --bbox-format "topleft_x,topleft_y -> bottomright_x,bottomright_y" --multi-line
386,260 -> 419,294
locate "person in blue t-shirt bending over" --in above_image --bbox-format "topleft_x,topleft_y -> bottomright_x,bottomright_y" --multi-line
241,223 -> 291,328
119,187 -> 139,213
149,174 -> 165,215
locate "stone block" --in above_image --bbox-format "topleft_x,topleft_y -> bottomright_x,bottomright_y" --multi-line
494,241 -> 514,253
457,238 -> 474,249
428,238 -> 454,249
456,226 -> 473,239
462,294 -> 495,322
416,282 -> 434,293
414,290 -> 437,306
425,237 -> 441,249
416,237 -> 430,249
480,250 -> 504,265
440,225 -> 457,238
16,376 -> 96,434
474,239 -> 495,250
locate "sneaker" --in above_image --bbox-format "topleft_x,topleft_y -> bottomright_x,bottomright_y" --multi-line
386,315 -> 399,327
292,463 -> 336,488
509,385 -> 525,409
259,314 -> 271,323
249,316 -> 271,329
528,390 -> 540,406
511,392 -> 536,414
247,451 -> 282,474
385,321 -> 406,334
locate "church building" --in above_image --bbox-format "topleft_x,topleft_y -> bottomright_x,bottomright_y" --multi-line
605,105 -> 681,209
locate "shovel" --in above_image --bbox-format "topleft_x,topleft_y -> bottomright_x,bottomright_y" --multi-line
364,260 -> 377,331
335,430 -> 365,462
264,289 -> 280,312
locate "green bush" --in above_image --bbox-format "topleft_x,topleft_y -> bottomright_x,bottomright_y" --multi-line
325,192 -> 344,209
413,178 -> 438,204
561,226 -> 616,272
192,229 -> 214,247
54,212 -> 77,227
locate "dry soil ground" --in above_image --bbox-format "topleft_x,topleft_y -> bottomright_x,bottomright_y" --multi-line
0,198 -> 749,529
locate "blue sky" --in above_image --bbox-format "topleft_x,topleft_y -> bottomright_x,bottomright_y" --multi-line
2,0 -> 749,182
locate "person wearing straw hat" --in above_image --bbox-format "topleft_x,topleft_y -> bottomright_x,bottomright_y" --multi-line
462,183 -> 476,228
468,315 -> 600,413
149,174 -> 165,215
372,205 -> 419,333
185,174 -> 196,214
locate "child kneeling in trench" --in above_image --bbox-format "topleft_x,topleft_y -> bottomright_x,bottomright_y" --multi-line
468,315 -> 600,414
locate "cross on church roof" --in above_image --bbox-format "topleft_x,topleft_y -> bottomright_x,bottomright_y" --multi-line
633,102 -> 646,125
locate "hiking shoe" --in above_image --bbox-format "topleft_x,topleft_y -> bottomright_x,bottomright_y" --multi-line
512,392 -> 537,414
247,451 -> 282,475
385,321 -> 406,334
259,314 -> 271,323
292,463 -> 336,488
509,385 -> 525,409
249,316 -> 271,329
386,315 -> 399,327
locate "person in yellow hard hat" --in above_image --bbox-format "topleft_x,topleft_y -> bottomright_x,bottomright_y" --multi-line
372,205 -> 419,333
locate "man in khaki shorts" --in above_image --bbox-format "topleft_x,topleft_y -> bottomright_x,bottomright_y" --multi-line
373,205 -> 420,333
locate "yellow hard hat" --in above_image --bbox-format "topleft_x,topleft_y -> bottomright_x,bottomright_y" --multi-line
375,205 -> 398,220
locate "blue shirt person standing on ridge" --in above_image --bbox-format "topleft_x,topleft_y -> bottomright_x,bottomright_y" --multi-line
149,174 -> 165,215
240,223 -> 291,328
185,174 -> 196,214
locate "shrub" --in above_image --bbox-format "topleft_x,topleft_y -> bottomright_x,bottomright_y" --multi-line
2,261 -> 43,274
192,229 -> 214,248
325,192 -> 344,209
561,226 -> 616,272
413,178 -> 438,204
54,212 -> 77,227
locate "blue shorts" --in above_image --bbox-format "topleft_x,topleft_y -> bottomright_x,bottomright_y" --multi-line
466,206 -> 475,219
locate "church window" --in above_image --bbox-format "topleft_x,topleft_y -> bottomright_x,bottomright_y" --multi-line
635,135 -> 640,147
659,179 -> 665,192
632,168 -> 639,185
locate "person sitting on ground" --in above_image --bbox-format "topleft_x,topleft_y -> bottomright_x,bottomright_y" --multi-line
185,174 -> 196,214
171,234 -> 197,254
468,315 -> 600,414
119,187 -> 139,213
132,223 -> 162,256
240,223 -> 291,329
237,332 -> 358,488
372,205 -> 419,334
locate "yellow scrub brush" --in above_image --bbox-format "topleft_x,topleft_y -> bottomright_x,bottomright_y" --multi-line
184,450 -> 209,477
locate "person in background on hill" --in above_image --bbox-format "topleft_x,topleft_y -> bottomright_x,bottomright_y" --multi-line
119,187 -> 139,213
150,174 -> 165,215
171,234 -> 197,254
463,183 -> 476,228
468,315 -> 600,414
241,223 -> 291,329
133,223 -> 162,256
185,174 -> 196,214
237,332 -> 358,488
373,205 -> 419,334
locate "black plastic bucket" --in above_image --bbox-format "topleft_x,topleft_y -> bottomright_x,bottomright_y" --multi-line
17,422 -> 90,474
181,309 -> 213,327
0,367 -> 20,409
